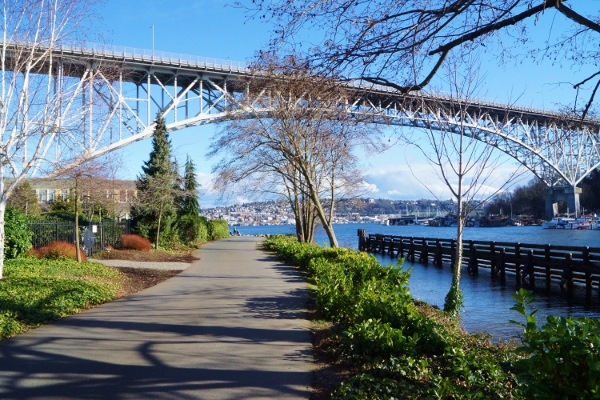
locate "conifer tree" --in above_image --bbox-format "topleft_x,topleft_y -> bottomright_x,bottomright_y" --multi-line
177,156 -> 203,245
181,156 -> 200,217
132,115 -> 180,249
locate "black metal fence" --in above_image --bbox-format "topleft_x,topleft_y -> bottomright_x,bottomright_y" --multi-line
28,220 -> 131,255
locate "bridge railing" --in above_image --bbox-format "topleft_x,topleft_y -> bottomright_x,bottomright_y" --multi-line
3,39 -> 598,126
0,39 -> 248,73
56,42 -> 249,73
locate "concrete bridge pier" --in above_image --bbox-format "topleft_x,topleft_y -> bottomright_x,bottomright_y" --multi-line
545,185 -> 581,219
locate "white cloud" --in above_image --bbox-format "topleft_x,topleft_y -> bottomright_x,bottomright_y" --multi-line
358,181 -> 379,194
364,156 -> 533,202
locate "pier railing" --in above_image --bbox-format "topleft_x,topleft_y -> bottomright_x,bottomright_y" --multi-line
358,229 -> 600,295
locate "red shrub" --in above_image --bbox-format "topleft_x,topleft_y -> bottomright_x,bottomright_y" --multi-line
120,234 -> 151,252
36,241 -> 87,261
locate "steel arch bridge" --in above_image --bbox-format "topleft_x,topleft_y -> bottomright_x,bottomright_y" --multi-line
3,42 -> 600,213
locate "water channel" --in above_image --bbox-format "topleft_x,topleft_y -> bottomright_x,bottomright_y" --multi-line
237,223 -> 600,341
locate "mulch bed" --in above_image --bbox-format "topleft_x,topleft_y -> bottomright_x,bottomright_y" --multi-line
95,249 -> 199,263
99,249 -> 198,298
115,267 -> 183,298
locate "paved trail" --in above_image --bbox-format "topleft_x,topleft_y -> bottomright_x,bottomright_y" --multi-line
0,237 -> 313,399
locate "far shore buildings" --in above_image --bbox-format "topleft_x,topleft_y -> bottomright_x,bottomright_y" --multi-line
12,178 -> 137,219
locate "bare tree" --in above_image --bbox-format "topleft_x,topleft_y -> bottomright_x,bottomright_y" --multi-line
248,1 -> 600,116
51,158 -> 114,262
209,54 -> 383,246
0,0 -> 109,277
404,61 -> 526,318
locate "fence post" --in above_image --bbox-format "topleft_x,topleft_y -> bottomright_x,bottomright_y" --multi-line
434,239 -> 442,266
408,237 -> 415,262
498,247 -> 506,280
583,247 -> 591,297
561,253 -> 574,290
515,243 -> 522,285
545,244 -> 552,289
419,239 -> 429,264
524,250 -> 535,286
468,241 -> 478,275
490,241 -> 496,278
357,229 -> 366,251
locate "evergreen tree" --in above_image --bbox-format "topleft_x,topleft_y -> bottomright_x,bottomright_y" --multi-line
131,114 -> 180,248
181,156 -> 200,216
177,156 -> 203,246
7,182 -> 41,216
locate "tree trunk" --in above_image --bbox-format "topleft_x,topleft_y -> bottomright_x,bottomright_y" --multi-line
155,201 -> 163,250
444,144 -> 465,318
0,199 -> 6,279
444,214 -> 464,318
75,187 -> 81,263
301,164 -> 338,247
312,192 -> 338,247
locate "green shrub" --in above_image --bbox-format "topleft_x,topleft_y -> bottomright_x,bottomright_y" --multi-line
511,288 -> 600,399
265,235 -> 518,400
0,257 -> 120,340
4,206 -> 32,259
207,219 -> 229,241
177,214 -> 202,246
197,216 -> 209,243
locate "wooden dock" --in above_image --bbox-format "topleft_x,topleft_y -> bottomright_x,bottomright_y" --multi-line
358,229 -> 600,296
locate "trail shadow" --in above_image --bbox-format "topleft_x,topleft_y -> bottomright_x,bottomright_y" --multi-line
0,235 -> 313,399
0,336 -> 311,399
245,287 -> 310,320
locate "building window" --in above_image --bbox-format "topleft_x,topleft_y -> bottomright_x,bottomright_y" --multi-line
120,190 -> 127,203
48,189 -> 56,202
61,189 -> 69,200
38,189 -> 47,202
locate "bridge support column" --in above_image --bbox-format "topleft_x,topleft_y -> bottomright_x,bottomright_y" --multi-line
545,185 -> 582,219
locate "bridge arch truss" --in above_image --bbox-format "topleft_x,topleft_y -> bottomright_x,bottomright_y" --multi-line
11,43 -> 600,195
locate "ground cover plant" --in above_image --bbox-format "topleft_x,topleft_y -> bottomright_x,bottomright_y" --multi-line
0,257 -> 121,340
264,235 -> 520,399
266,235 -> 600,399
510,288 -> 600,399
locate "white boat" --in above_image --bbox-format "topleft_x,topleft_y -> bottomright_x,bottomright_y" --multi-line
542,217 -> 575,229
565,215 -> 596,230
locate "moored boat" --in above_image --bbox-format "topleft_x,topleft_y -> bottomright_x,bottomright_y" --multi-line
542,216 -> 575,229
564,215 -> 595,230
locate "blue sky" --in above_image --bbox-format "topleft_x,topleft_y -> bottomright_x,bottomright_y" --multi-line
94,1 -> 597,208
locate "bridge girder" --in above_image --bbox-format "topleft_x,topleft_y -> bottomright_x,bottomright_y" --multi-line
4,42 -> 600,191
